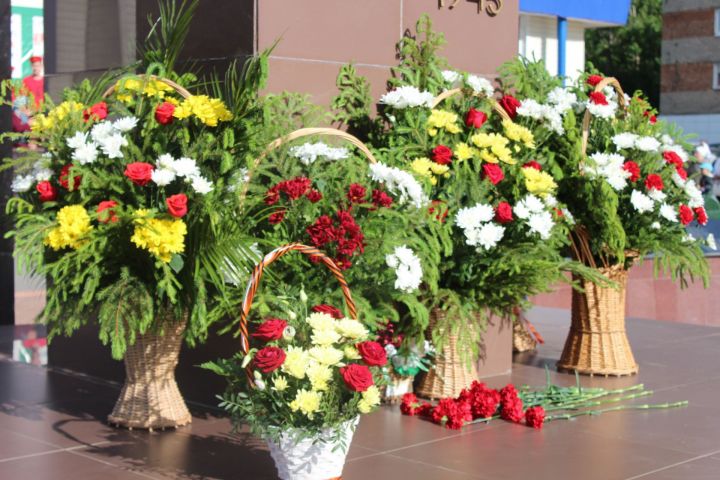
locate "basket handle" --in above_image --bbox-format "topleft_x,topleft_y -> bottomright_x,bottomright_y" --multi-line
580,77 -> 628,156
431,87 -> 511,122
238,243 -> 357,357
102,74 -> 192,100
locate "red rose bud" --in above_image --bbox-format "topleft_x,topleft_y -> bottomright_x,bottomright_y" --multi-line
59,164 -> 82,190
679,204 -> 694,226
644,173 -> 664,191
36,181 -> 57,202
623,161 -> 640,182
306,189 -> 322,203
495,201 -> 513,224
465,107 -> 487,128
252,318 -> 288,342
586,74 -> 603,87
522,160 -> 542,171
589,91 -> 608,105
371,189 -> 393,208
166,193 -> 188,218
499,95 -> 521,119
356,341 -> 388,367
83,101 -> 108,121
124,162 -> 154,186
268,209 -> 286,225
97,200 -> 119,223
155,101 -> 176,125
253,346 -> 286,373
482,163 -> 504,185
525,406 -> 545,429
347,183 -> 367,203
339,363 -> 374,392
312,304 -> 343,319
695,207 -> 708,226
431,145 -> 453,165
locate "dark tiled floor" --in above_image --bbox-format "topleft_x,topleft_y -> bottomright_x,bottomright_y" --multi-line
1,307 -> 719,479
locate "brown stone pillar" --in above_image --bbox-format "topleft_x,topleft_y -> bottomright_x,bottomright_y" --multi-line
0,0 -> 14,325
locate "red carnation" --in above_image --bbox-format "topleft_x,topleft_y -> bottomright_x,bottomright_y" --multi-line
36,181 -> 57,202
84,101 -> 108,121
166,193 -> 188,218
465,107 -> 487,128
97,200 -> 119,223
499,95 -> 521,119
482,163 -> 504,185
356,341 -> 388,367
124,162 -> 154,186
501,397 -> 524,423
306,189 -> 322,203
252,318 -> 288,342
253,346 -> 286,373
645,174 -> 664,191
522,160 -> 542,171
695,207 -> 708,226
371,189 -> 393,208
334,255 -> 353,270
265,185 -> 280,205
347,183 -> 367,203
679,204 -> 694,226
589,91 -> 608,105
431,145 -> 453,165
400,393 -> 420,416
469,382 -> 501,418
59,164 -> 82,190
307,215 -> 336,247
500,384 -> 519,403
663,151 -> 683,167
268,209 -> 286,225
586,74 -> 603,87
623,161 -> 640,182
676,166 -> 688,180
495,201 -> 513,224
280,177 -> 312,200
312,304 -> 343,319
155,101 -> 176,125
339,364 -> 374,392
525,406 -> 545,429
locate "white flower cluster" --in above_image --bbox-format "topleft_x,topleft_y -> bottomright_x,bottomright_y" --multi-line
585,152 -> 631,191
441,70 -> 461,87
455,203 -> 505,250
379,86 -> 434,109
288,142 -> 349,166
10,154 -> 53,192
152,153 -> 213,194
466,75 -> 494,97
585,89 -> 618,119
368,162 -> 428,208
67,117 -> 138,165
630,190 -> 654,213
385,245 -> 423,293
547,87 -> 577,113
611,133 -> 660,152
516,87 -> 575,134
515,194 -> 554,240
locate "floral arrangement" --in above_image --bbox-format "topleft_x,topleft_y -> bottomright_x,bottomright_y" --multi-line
376,320 -> 434,380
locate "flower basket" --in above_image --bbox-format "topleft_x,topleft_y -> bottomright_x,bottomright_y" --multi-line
513,322 -> 537,353
382,372 -> 414,404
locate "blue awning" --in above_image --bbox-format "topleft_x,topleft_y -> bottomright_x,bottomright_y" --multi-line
519,0 -> 631,26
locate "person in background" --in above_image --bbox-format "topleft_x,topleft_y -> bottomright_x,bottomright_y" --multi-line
22,55 -> 44,111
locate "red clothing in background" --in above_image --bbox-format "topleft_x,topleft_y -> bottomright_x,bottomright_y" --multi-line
22,75 -> 44,109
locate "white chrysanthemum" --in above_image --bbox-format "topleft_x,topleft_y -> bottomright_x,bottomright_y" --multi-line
587,152 -> 629,191
368,162 -> 428,208
547,87 -> 577,113
543,106 -> 564,134
527,211 -> 554,240
379,86 -> 434,109
707,233 -> 717,251
98,133 -> 127,159
441,70 -> 461,86
515,194 -> 545,220
543,194 -> 558,207
684,181 -> 705,208
455,204 -> 494,230
157,153 -> 176,170
661,134 -> 674,145
386,245 -> 422,293
311,328 -> 341,346
470,223 -> 505,250
151,168 -> 176,186
112,116 -> 138,132
11,174 -> 34,192
586,100 -> 617,119
516,99 -> 544,120
33,167 -> 53,182
172,157 -> 200,178
683,233 -> 696,243
90,122 -> 116,143
611,133 -> 638,150
308,346 -> 344,366
671,171 -> 686,188
467,75 -> 494,96
630,190 -> 654,213
190,175 -> 213,194
307,312 -> 336,332
66,131 -> 88,150
659,203 -> 678,222
335,318 -> 368,340
651,221 -> 661,230
72,142 -> 99,165
635,136 -> 661,152
648,189 -> 667,203
289,142 -> 349,165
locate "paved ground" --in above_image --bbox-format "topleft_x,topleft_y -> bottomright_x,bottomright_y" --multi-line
0,306 -> 718,479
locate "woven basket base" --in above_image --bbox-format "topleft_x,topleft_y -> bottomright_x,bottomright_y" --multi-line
513,322 -> 537,353
108,321 -> 192,430
382,375 -> 414,404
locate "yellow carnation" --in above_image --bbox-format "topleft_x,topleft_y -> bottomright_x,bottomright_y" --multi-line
358,385 -> 381,413
281,346 -> 309,379
306,362 -> 333,391
309,346 -> 344,366
502,119 -> 535,149
44,205 -> 93,251
454,142 -> 475,162
289,389 -> 322,419
522,167 -> 557,197
335,319 -> 369,340
130,213 -> 186,263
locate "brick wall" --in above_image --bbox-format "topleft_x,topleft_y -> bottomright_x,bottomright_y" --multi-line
662,8 -> 715,39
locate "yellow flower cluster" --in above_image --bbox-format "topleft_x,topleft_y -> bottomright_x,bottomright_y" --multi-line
44,205 -> 93,251
289,389 -> 322,419
31,101 -> 84,132
115,77 -> 174,103
454,142 -> 476,162
470,132 -> 516,164
172,95 -> 233,126
502,120 -> 536,149
411,157 -> 450,185
358,385 -> 381,413
426,109 -> 461,136
130,210 -> 187,263
522,167 -> 557,198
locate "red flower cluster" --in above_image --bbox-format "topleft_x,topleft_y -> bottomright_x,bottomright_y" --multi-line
312,304 -> 343,319
371,189 -> 393,208
459,381 -> 501,418
84,101 -> 108,122
482,163 -> 504,185
268,210 -> 286,225
679,204 -> 694,226
623,161 -> 640,183
524,406 -> 546,429
644,174 -> 664,191
663,151 -> 688,180
400,393 -> 433,417
347,183 -> 367,203
695,207 -> 708,226
375,321 -> 404,348
589,91 -> 608,106
306,210 -> 365,269
265,176 -> 313,205
431,145 -> 453,165
587,74 -> 603,87
306,189 -> 322,203
252,318 -> 288,342
499,384 -> 524,423
499,95 -> 521,119
428,200 -> 449,223
643,110 -> 657,124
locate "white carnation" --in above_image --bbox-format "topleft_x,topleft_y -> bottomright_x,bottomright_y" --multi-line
379,86 -> 434,109
630,190 -> 654,213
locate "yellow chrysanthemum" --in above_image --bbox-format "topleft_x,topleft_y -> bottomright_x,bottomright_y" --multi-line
411,157 -> 434,177
44,205 -> 93,251
32,101 -> 84,133
479,150 -> 498,164
430,163 -> 449,176
358,385 -> 381,413
471,133 -> 516,164
490,143 -> 515,164
307,312 -> 336,332
306,362 -> 333,391
281,346 -> 309,379
502,120 -> 535,149
335,319 -> 369,340
426,109 -> 461,136
272,376 -> 289,392
454,142 -> 475,162
172,95 -> 232,126
308,346 -> 344,366
311,328 -> 341,346
130,211 -> 187,263
522,167 -> 557,198
289,389 -> 322,419
343,345 -> 362,360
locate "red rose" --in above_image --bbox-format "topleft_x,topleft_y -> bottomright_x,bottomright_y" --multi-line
482,163 -> 504,185
679,204 -> 694,226
36,181 -> 57,202
623,161 -> 640,182
525,406 -> 545,429
166,193 -> 188,218
522,160 -> 541,171
347,183 -> 367,203
589,91 -> 608,106
371,189 -> 393,208
306,189 -> 322,203
695,207 -> 708,226
155,101 -> 176,125
465,108 -> 487,128
84,101 -> 108,121
339,363 -> 374,392
586,74 -> 603,87
312,304 -> 343,319
252,318 -> 288,342
499,95 -> 521,119
253,346 -> 286,373
97,200 -> 119,223
59,164 -> 81,190
124,162 -> 154,186
645,174 -> 664,191
356,341 -> 388,367
265,185 -> 280,205
268,209 -> 286,225
431,145 -> 453,165
495,201 -> 513,224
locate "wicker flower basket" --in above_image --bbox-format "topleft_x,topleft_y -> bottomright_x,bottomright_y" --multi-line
382,373 -> 414,404
513,322 -> 537,353
108,319 -> 192,429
